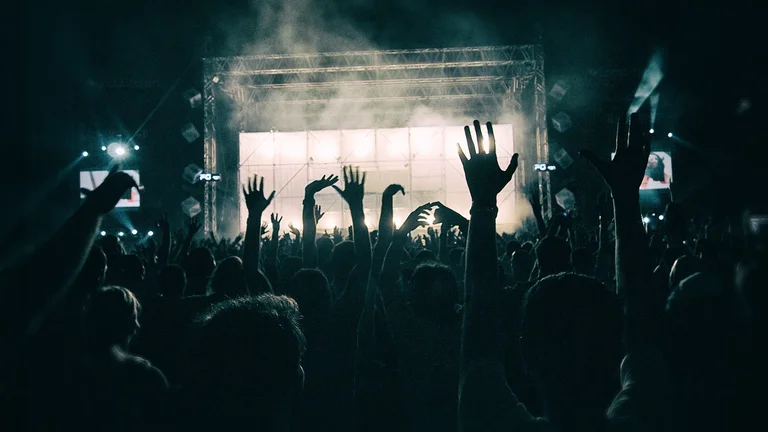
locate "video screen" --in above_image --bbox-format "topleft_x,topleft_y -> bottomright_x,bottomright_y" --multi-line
611,151 -> 672,190
80,170 -> 141,208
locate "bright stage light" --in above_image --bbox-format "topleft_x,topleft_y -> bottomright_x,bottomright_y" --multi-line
100,231 -> 106,236
118,231 -> 125,237
134,145 -> 140,151
658,215 -> 665,221
107,142 -> 128,158
116,147 -> 125,155
82,151 -> 89,157
101,146 -> 107,151
649,129 -> 655,134
131,229 -> 138,235
642,217 -> 650,224
667,132 -> 673,138
148,230 -> 154,237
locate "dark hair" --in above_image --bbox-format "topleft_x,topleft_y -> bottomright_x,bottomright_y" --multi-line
207,256 -> 249,297
669,255 -> 704,290
185,295 -> 305,408
279,256 -> 303,291
521,273 -> 622,386
414,249 -> 437,264
331,241 -> 356,278
534,237 -> 572,277
521,241 -> 534,253
506,240 -> 522,256
645,153 -> 666,181
184,248 -> 216,296
158,264 -> 186,298
288,269 -> 332,319
571,247 -> 596,275
85,286 -> 140,346
408,262 -> 460,323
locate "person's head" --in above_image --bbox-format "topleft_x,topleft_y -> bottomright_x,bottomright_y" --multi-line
85,286 -> 141,348
78,246 -> 107,289
669,255 -> 704,290
121,254 -> 146,285
449,247 -> 465,269
207,256 -> 248,297
662,244 -> 689,270
316,237 -> 335,263
521,241 -> 534,253
97,235 -> 124,257
287,269 -> 332,320
408,262 -> 460,324
159,264 -> 186,299
510,249 -> 534,282
534,237 -> 572,277
735,255 -> 768,323
185,295 -> 305,422
521,273 -> 622,411
506,240 -> 522,257
645,153 -> 665,181
331,241 -> 355,281
695,238 -> 718,264
414,249 -> 437,264
184,248 -> 216,296
571,247 -> 596,276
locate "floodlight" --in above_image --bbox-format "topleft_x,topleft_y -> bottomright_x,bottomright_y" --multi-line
82,151 -> 89,157
148,231 -> 154,236
658,215 -> 665,221
649,129 -> 654,134
667,132 -> 673,138
131,229 -> 138,235
118,231 -> 125,237
134,145 -> 140,151
642,217 -> 650,224
100,231 -> 106,236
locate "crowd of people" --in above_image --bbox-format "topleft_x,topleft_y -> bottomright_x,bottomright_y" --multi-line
3,104 -> 766,431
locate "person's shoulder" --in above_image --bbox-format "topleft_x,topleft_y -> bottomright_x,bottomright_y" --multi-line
120,353 -> 169,389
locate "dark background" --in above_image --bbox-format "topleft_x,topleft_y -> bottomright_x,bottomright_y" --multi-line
5,0 -> 764,256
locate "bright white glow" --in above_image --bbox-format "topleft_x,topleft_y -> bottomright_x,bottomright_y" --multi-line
649,129 -> 655,134
658,215 -> 665,221
100,231 -> 106,236
101,146 -> 107,151
118,231 -> 125,237
148,230 -> 154,236
115,147 -> 126,155
642,217 -> 650,224
667,132 -> 673,138
131,229 -> 138,235
134,145 -> 140,151
393,217 -> 403,229
424,214 -> 436,226
82,151 -> 89,157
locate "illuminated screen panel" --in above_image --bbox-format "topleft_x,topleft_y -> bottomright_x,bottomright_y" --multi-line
611,151 -> 673,190
79,170 -> 140,208
239,125 -> 516,234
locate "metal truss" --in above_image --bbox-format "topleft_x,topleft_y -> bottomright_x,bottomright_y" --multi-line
203,45 -> 549,235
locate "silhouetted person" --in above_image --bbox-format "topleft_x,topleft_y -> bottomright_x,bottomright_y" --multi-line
330,240 -> 355,299
534,236 -> 572,278
158,264 -> 186,299
571,247 -> 596,276
183,247 -> 216,296
207,256 -> 249,298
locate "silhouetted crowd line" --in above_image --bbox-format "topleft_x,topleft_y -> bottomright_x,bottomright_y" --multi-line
3,107 -> 766,431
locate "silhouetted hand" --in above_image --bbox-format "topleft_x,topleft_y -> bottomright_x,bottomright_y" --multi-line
81,165 -> 140,214
580,108 -> 651,198
305,174 -> 340,196
243,174 -> 276,216
260,221 -> 269,236
383,184 -> 406,198
233,233 -> 244,245
333,227 -> 343,243
157,213 -> 170,234
527,183 -> 542,214
457,120 -> 519,205
396,202 -> 436,235
332,166 -> 366,209
433,202 -> 465,227
427,226 -> 436,237
271,213 -> 283,232
288,223 -> 301,237
314,205 -> 325,222
186,218 -> 201,237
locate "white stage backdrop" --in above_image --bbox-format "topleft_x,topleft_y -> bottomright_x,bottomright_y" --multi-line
239,125 -> 516,234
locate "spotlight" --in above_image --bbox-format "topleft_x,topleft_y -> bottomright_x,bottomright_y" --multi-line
115,147 -> 126,156
667,132 -> 673,138
101,146 -> 107,151
134,145 -> 140,151
649,129 -> 655,134
100,231 -> 106,236
131,229 -> 138,235
658,215 -> 665,221
118,231 -> 125,237
642,217 -> 650,224
147,230 -> 154,237
82,151 -> 89,157
107,142 -> 128,158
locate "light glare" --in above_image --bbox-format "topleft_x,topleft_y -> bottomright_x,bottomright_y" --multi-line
101,146 -> 107,151
131,229 -> 138,235
642,217 -> 650,224
649,129 -> 654,134
148,230 -> 154,236
100,231 -> 106,236
658,215 -> 665,220
118,231 -> 125,237
82,151 -> 89,157
134,145 -> 140,151
667,132 -> 673,138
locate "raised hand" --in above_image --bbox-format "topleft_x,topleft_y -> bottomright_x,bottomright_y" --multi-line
243,174 -> 276,215
383,183 -> 406,198
233,233 -> 244,245
81,165 -> 140,214
271,213 -> 283,232
187,217 -> 202,236
527,183 -> 542,213
305,174 -> 340,196
580,107 -> 651,198
397,202 -> 436,235
433,202 -> 466,227
333,227 -> 343,244
458,120 -> 519,205
314,205 -> 325,222
260,221 -> 269,236
288,223 -> 301,237
157,213 -> 170,234
332,166 -> 366,208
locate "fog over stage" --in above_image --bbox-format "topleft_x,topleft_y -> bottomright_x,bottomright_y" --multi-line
239,124 -> 516,234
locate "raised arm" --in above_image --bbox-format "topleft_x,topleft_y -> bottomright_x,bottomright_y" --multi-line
242,175 -> 276,294
2,167 -> 138,338
156,214 -> 171,266
527,183 -> 547,238
332,166 -> 371,309
174,218 -> 201,263
372,184 -> 405,279
264,213 -> 282,290
301,175 -> 339,268
457,121 -> 520,431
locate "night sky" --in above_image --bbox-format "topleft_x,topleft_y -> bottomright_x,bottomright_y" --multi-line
6,0 -> 763,249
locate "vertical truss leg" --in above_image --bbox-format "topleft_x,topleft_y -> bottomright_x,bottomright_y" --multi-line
203,65 -> 218,236
533,45 -> 551,221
